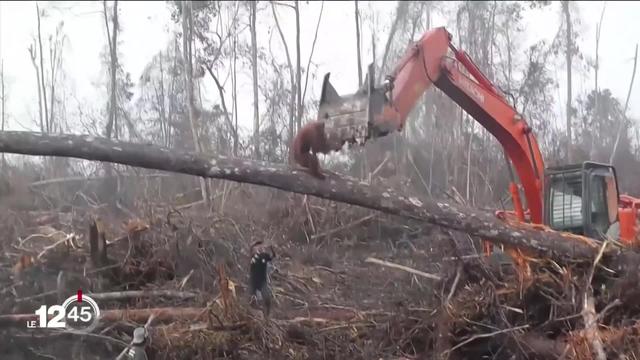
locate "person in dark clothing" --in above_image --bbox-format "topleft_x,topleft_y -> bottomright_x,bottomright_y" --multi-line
249,241 -> 276,318
124,327 -> 148,360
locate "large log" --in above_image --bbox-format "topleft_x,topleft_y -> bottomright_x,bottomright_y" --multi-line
0,131 -> 604,261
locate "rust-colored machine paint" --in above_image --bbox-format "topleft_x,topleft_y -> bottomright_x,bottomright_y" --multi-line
620,195 -> 640,244
307,25 -> 640,261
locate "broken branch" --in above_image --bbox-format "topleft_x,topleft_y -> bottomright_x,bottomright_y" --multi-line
365,257 -> 442,281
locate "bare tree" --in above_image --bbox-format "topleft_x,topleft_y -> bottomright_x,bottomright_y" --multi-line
301,1 -> 324,106
182,0 -> 209,205
250,0 -> 260,159
204,64 -> 237,157
562,0 -> 572,162
169,36 -> 179,148
355,0 -> 362,87
0,60 -> 6,169
36,3 -> 49,133
99,0 -> 120,207
28,43 -> 44,133
48,21 -> 65,133
232,34 -> 239,156
157,52 -> 168,146
294,0 -> 302,132
378,1 -> 409,83
610,44 -> 638,164
271,1 -> 296,151
592,3 -> 606,158
103,0 -> 119,139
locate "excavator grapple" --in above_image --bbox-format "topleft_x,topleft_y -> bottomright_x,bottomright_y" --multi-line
317,63 -> 398,148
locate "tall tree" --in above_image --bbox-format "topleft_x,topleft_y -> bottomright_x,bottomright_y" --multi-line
562,0 -> 573,162
103,0 -> 119,139
355,0 -> 362,87
610,44 -> 638,165
232,33 -> 239,156
100,0 -> 120,207
294,0 -> 302,132
592,3 -> 606,158
0,60 -> 6,169
45,21 -> 66,134
378,1 -> 409,82
28,43 -> 44,133
36,3 -> 49,133
271,2 -> 295,152
181,0 -> 209,205
250,0 -> 260,159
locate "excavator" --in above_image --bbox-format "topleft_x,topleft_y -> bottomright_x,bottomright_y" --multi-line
313,27 -> 639,255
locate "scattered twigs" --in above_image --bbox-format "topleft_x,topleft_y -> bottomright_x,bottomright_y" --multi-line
18,229 -> 67,247
364,257 -> 442,281
36,233 -> 77,260
311,213 -> 377,239
445,324 -> 530,355
596,299 -> 622,322
445,264 -> 463,306
586,239 -> 609,287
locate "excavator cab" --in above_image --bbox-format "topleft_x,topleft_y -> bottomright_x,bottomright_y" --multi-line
543,161 -> 620,240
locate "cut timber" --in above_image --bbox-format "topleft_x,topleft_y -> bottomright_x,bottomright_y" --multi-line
0,131 -> 606,262
365,257 -> 442,280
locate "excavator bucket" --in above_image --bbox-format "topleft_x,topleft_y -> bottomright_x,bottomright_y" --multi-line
317,63 -> 394,148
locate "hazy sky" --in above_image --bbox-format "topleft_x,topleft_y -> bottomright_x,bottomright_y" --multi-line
0,1 -> 638,140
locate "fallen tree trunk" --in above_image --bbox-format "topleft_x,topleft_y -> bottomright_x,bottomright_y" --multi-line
0,131 -> 605,261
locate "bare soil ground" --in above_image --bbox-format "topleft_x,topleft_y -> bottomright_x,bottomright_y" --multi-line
2,171 -> 639,360
0,173 -> 468,360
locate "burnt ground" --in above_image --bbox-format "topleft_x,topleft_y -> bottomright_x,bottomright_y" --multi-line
2,173 -> 638,360
0,175 -> 473,360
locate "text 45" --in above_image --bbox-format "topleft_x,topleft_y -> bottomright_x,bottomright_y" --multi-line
31,305 -> 91,328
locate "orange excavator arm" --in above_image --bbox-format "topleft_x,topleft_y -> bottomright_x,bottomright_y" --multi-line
319,27 -> 545,224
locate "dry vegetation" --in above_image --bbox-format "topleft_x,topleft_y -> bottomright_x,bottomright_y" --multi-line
0,164 -> 638,360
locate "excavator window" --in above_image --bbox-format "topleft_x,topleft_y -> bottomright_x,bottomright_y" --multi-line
549,176 -> 584,233
587,171 -> 619,238
544,163 -> 620,239
589,174 -> 610,235
605,176 -> 619,224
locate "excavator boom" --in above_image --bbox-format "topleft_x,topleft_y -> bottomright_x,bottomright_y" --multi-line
319,27 -> 545,224
316,26 -> 639,243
